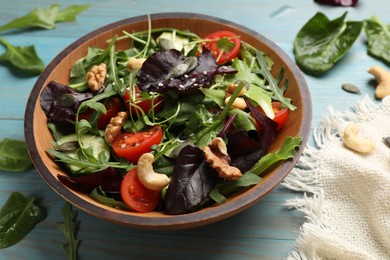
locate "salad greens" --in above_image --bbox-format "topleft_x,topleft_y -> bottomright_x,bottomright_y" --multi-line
0,138 -> 32,172
40,22 -> 301,215
56,202 -> 80,260
0,4 -> 90,33
294,12 -> 390,75
0,192 -> 45,249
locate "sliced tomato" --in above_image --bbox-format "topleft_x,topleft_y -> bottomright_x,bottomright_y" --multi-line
203,30 -> 241,64
255,102 -> 289,132
111,125 -> 163,164
79,96 -> 121,129
120,168 -> 160,212
123,87 -> 164,116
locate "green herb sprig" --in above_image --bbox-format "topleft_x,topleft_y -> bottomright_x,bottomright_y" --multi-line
56,202 -> 80,260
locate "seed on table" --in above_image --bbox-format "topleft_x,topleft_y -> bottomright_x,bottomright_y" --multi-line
342,83 -> 361,94
384,136 -> 390,148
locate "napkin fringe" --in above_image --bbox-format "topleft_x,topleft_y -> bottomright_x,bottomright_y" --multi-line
282,95 -> 389,260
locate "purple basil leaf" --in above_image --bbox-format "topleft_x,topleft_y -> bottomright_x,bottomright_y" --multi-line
137,49 -> 236,93
245,100 -> 278,155
164,144 -> 218,215
40,81 -> 93,123
314,0 -> 358,6
226,129 -> 263,173
57,167 -> 123,193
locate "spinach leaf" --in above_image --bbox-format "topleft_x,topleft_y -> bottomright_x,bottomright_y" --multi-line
164,144 -> 218,215
294,12 -> 363,75
364,16 -> 390,65
0,4 -> 90,33
0,38 -> 45,76
56,202 -> 80,260
0,138 -> 32,172
0,192 -> 45,249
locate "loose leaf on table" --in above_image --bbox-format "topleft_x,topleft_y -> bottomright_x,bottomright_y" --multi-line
293,12 -> 363,75
364,16 -> 390,65
0,38 -> 45,75
0,192 -> 45,249
56,202 -> 80,260
0,4 -> 90,33
0,138 -> 32,172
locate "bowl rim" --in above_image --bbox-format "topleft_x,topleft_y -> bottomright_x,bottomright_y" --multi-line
24,12 -> 312,230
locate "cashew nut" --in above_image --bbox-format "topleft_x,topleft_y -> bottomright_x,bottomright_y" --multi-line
225,96 -> 247,110
127,57 -> 146,71
343,124 -> 375,154
368,66 -> 390,99
136,153 -> 170,191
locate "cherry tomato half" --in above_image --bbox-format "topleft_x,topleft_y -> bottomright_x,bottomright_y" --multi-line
203,30 -> 241,64
79,96 -> 121,129
120,168 -> 160,212
255,102 -> 289,132
123,87 -> 164,117
111,125 -> 163,164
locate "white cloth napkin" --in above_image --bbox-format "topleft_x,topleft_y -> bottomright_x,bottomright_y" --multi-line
283,95 -> 390,260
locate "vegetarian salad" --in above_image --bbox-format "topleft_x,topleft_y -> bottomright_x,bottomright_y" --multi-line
40,20 -> 302,215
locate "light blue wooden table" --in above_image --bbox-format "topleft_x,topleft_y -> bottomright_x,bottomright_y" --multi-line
0,0 -> 387,259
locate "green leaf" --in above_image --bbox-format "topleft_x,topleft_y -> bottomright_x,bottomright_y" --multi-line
244,85 -> 274,118
249,136 -> 302,176
228,108 -> 257,132
229,58 -> 264,87
294,12 -> 363,75
90,186 -> 130,209
0,4 -> 90,33
217,37 -> 235,52
0,192 -> 45,249
254,52 -> 296,110
56,202 -> 80,260
54,5 -> 91,23
0,138 -> 32,172
0,4 -> 59,32
0,38 -> 45,75
208,173 -> 262,204
364,16 -> 390,65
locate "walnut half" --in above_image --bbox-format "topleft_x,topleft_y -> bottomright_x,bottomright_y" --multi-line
104,111 -> 128,144
86,63 -> 107,92
203,137 -> 242,181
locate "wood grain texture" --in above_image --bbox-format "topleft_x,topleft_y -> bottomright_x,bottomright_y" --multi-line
0,0 -> 387,258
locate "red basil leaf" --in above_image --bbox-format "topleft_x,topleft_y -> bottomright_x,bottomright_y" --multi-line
164,145 -> 218,215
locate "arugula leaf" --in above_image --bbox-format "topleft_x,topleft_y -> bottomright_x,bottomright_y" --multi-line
0,4 -> 90,33
0,38 -> 45,75
208,172 -> 261,204
0,138 -> 32,172
293,12 -> 363,75
254,51 -> 296,110
90,186 -> 129,209
0,192 -> 45,249
248,136 -> 302,176
364,16 -> 390,65
56,202 -> 80,260
228,58 -> 264,87
54,5 -> 91,23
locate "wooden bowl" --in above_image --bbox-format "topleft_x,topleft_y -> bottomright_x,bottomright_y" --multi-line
24,13 -> 312,230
